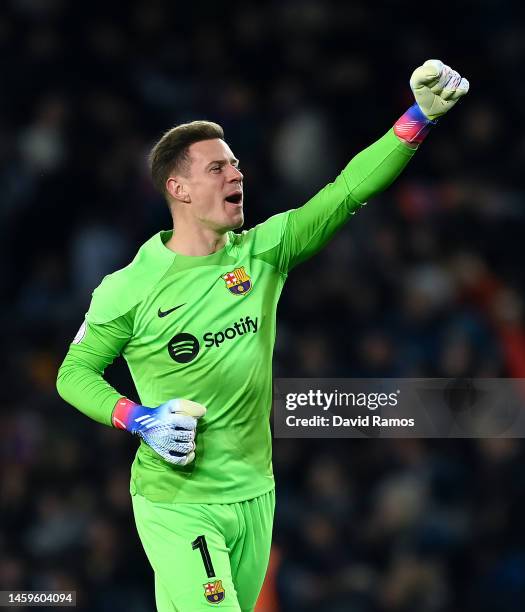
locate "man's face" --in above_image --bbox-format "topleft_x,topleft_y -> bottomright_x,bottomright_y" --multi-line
177,139 -> 244,232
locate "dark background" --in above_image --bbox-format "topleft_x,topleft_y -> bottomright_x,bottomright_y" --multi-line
2,0 -> 525,610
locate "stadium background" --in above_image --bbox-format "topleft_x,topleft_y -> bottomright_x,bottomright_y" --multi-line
2,0 -> 525,610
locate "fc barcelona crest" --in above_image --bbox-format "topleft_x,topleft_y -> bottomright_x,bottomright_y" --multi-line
203,580 -> 225,604
222,267 -> 252,296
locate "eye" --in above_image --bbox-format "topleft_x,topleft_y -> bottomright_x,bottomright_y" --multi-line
211,166 -> 222,173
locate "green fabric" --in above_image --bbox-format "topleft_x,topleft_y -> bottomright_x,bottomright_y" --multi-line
56,128 -> 415,503
132,489 -> 275,611
56,313 -> 135,426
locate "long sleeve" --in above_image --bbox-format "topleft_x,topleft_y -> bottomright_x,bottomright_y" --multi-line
56,311 -> 134,426
282,128 -> 415,270
248,128 -> 416,274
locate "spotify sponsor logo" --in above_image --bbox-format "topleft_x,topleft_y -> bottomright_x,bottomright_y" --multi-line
168,333 -> 200,364
168,316 -> 259,363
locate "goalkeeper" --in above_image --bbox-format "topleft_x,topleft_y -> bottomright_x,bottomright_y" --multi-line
57,60 -> 468,611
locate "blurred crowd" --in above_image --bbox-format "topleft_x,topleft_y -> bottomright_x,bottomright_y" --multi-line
1,0 -> 525,610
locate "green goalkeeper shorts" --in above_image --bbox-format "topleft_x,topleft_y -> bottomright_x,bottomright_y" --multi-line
132,488 -> 275,611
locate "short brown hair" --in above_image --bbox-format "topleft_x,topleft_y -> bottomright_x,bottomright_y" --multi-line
149,120 -> 224,197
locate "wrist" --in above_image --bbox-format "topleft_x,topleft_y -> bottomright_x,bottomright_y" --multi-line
393,102 -> 437,146
112,397 -> 140,431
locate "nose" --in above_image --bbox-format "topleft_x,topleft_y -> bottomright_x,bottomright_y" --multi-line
228,165 -> 243,182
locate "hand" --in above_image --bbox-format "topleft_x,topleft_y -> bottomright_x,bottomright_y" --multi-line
112,398 -> 207,465
410,59 -> 469,120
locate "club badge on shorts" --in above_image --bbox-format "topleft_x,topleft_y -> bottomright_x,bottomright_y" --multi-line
203,580 -> 225,604
222,267 -> 252,296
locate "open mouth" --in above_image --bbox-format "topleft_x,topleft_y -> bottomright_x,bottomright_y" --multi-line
224,193 -> 243,205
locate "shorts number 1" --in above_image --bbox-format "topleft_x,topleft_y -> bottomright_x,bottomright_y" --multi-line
192,535 -> 215,578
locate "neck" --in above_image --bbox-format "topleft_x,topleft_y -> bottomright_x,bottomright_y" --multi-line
165,221 -> 228,256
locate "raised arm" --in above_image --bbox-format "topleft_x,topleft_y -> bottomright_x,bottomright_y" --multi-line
267,59 -> 469,272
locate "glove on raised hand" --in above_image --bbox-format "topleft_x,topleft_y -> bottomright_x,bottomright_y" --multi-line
411,59 -> 469,120
394,59 -> 469,145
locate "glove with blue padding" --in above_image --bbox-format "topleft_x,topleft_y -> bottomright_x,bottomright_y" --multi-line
112,397 -> 207,465
394,59 -> 469,145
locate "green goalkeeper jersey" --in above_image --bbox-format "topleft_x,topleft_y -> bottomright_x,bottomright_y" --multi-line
57,129 -> 415,503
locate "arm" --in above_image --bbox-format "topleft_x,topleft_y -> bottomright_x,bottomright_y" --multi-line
56,313 -> 206,465
56,315 -> 132,426
272,58 -> 469,272
282,128 -> 414,270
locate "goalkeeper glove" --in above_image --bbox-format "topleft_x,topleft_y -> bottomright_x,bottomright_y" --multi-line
394,59 -> 469,145
112,397 -> 206,466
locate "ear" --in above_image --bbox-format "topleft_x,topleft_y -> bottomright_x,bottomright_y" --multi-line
166,176 -> 191,204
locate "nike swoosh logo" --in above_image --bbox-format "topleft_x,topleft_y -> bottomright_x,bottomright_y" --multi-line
158,303 -> 186,318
